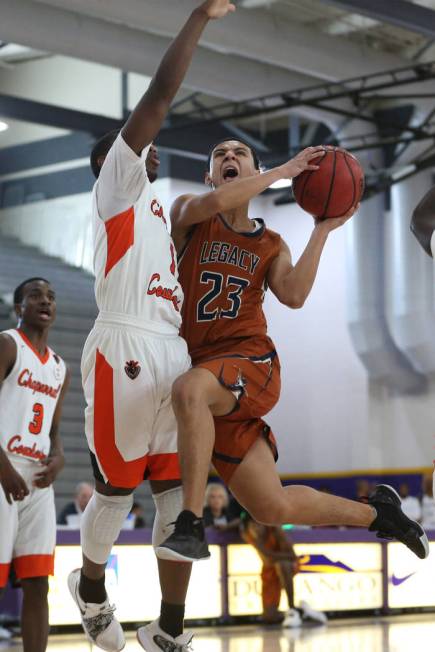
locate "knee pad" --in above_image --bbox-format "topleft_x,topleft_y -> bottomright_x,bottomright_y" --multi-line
81,491 -> 133,565
152,486 -> 183,548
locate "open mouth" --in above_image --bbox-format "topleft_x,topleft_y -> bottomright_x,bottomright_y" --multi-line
38,309 -> 51,319
223,166 -> 239,181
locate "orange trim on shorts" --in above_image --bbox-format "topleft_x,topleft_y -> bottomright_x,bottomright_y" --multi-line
105,206 -> 135,277
94,349 -> 148,488
13,554 -> 54,579
148,452 -> 180,481
0,563 -> 11,588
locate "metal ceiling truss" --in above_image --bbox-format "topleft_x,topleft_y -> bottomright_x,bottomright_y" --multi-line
166,62 -> 435,131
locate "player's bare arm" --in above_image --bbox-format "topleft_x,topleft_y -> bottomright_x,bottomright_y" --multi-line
0,334 -> 29,503
33,368 -> 70,489
411,185 -> 435,257
170,147 -> 323,251
122,0 -> 235,154
267,205 -> 358,309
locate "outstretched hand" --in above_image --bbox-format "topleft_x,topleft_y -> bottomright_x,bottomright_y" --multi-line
281,146 -> 325,180
199,0 -> 236,19
314,203 -> 361,232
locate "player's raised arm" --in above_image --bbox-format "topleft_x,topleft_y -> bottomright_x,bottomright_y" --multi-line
122,0 -> 235,154
411,185 -> 435,257
0,334 -> 29,503
171,147 -> 323,249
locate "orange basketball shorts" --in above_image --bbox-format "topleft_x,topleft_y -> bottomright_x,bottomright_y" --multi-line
195,351 -> 280,484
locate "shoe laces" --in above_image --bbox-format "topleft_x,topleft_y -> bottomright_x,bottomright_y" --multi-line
83,603 -> 116,640
170,512 -> 203,536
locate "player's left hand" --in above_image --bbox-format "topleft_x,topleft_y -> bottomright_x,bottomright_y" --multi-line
199,0 -> 236,20
32,454 -> 65,488
314,203 -> 360,231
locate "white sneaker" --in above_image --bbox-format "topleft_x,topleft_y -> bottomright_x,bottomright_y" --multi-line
282,608 -> 302,628
67,568 -> 125,651
0,626 -> 11,640
300,600 -> 328,624
137,619 -> 194,651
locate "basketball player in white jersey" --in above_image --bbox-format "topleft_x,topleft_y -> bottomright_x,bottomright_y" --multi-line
67,2 -> 236,651
0,277 -> 69,652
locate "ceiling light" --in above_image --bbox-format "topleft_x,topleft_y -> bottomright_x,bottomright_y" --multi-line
0,121 -> 8,132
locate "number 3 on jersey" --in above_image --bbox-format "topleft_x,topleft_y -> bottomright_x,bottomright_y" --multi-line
197,271 -> 249,321
29,402 -> 44,435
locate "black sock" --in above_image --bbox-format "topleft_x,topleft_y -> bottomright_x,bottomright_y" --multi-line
79,571 -> 107,604
159,601 -> 185,639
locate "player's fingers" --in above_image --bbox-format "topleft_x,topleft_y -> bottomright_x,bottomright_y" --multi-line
5,492 -> 12,505
306,165 -> 320,170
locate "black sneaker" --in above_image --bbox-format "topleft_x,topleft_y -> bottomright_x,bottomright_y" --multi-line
368,484 -> 429,559
156,510 -> 211,562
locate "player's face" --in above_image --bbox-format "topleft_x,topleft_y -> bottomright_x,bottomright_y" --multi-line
208,488 -> 226,512
16,281 -> 57,329
207,141 -> 259,188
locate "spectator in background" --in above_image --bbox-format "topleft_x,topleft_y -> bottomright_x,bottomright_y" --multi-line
203,483 -> 230,527
131,502 -> 146,529
355,479 -> 371,503
421,473 -> 435,529
399,482 -> 421,522
57,482 -> 93,527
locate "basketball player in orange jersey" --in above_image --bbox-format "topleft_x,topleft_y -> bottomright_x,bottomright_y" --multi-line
66,3 -> 236,652
0,278 -> 69,652
157,139 -> 429,563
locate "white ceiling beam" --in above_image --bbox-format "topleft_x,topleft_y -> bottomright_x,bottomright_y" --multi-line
319,0 -> 435,39
0,0 -> 316,101
34,0 -> 404,82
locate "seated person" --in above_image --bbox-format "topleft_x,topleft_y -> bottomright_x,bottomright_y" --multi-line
399,482 -> 421,522
57,482 -> 93,527
421,473 -> 435,529
240,514 -> 326,627
131,502 -> 146,529
203,482 -> 230,528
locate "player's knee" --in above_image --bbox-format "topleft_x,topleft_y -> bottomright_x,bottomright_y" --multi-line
21,576 -> 49,601
81,491 -> 133,564
172,373 -> 205,416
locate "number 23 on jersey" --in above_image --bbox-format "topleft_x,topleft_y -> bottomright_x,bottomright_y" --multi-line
197,271 -> 249,322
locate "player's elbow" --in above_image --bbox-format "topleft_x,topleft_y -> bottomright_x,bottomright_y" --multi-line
282,294 -> 305,309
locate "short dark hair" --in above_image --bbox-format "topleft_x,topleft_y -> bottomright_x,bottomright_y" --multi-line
14,278 -> 50,305
207,138 -> 261,172
90,130 -> 120,179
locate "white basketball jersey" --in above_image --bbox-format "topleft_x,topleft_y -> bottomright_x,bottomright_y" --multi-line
92,134 -> 183,334
0,329 -> 66,464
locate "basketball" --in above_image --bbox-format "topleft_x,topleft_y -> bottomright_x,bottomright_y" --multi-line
292,146 -> 365,219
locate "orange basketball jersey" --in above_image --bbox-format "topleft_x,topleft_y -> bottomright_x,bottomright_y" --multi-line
178,214 -> 282,363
